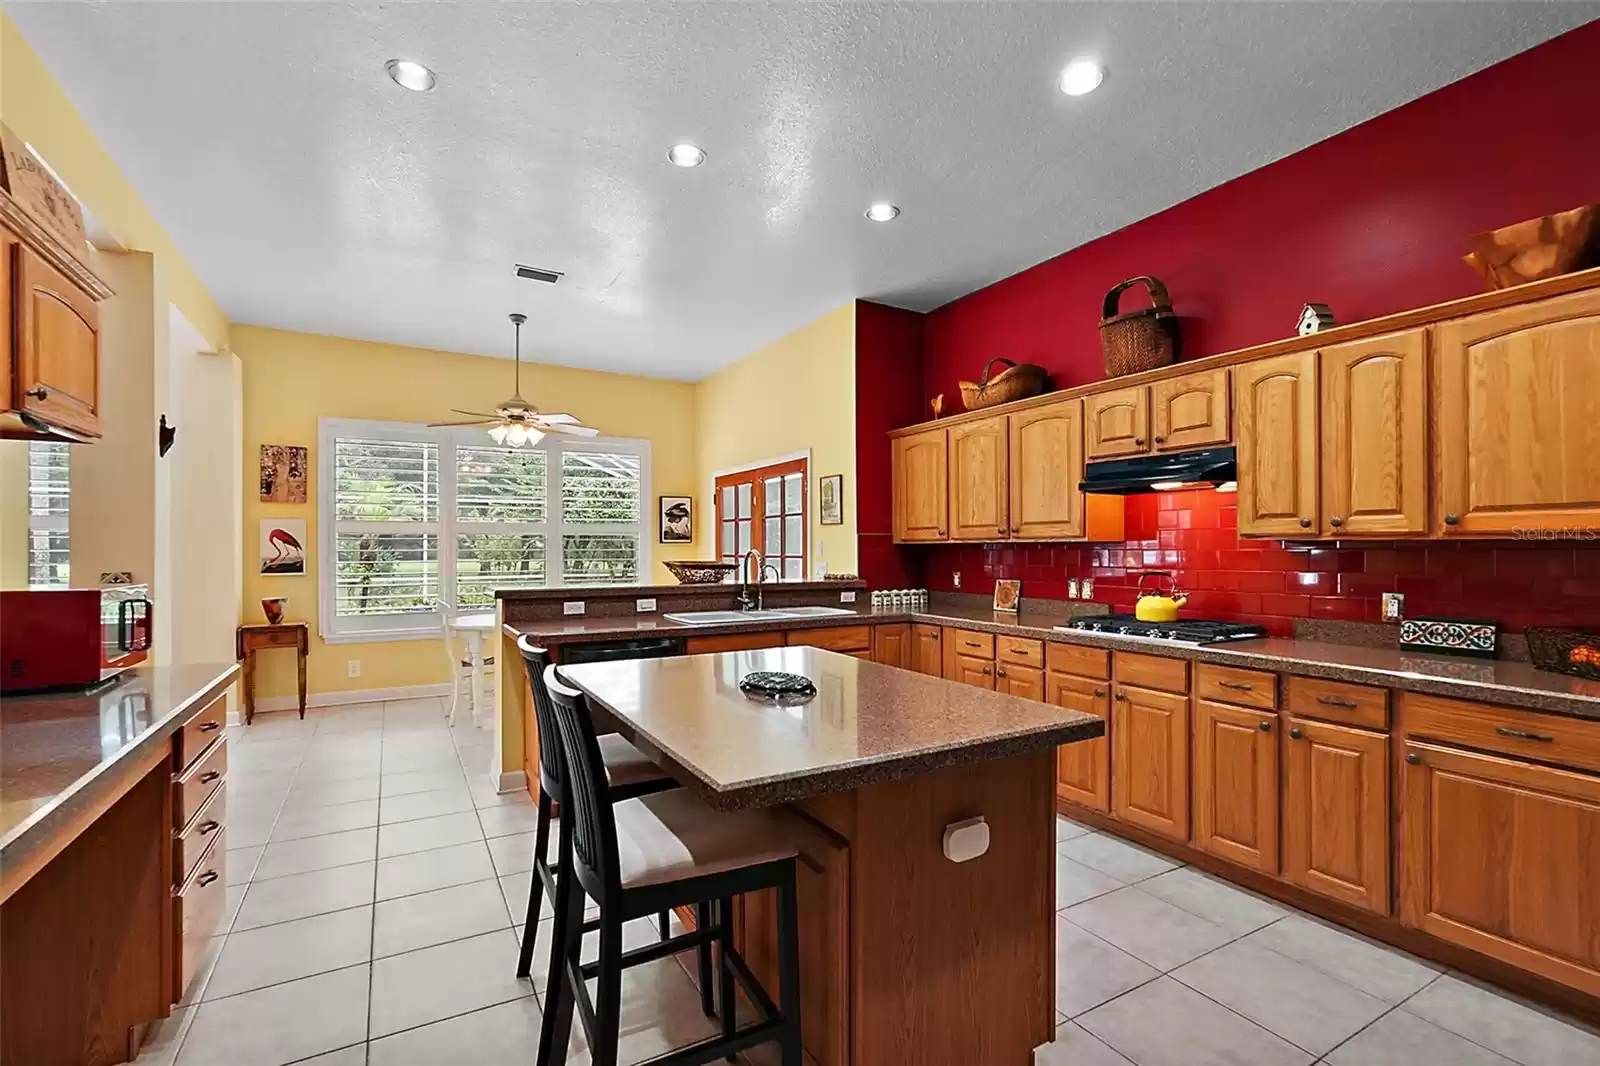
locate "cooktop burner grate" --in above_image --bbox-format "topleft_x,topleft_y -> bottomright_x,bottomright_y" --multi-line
1055,615 -> 1269,645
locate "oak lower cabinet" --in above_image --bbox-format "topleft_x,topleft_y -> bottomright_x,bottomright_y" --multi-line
1433,287 -> 1600,535
891,428 -> 948,542
1111,684 -> 1189,841
949,654 -> 994,690
911,624 -> 942,676
995,662 -> 1045,701
870,624 -> 910,669
1192,699 -> 1278,873
1050,672 -> 1110,812
1234,352 -> 1319,537
1283,717 -> 1389,914
948,415 -> 1008,540
1400,742 -> 1600,996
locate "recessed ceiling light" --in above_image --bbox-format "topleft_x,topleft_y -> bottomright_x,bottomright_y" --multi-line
865,202 -> 900,223
386,58 -> 436,92
667,143 -> 707,167
1059,58 -> 1104,96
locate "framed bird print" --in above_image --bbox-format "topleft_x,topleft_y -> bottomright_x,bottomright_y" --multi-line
260,519 -> 308,576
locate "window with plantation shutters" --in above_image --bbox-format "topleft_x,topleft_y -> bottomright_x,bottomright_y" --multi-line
318,418 -> 650,641
27,441 -> 70,589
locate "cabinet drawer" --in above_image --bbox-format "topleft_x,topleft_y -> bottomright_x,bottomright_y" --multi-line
174,787 -> 226,887
173,828 -> 227,1004
686,632 -> 784,654
1402,693 -> 1600,774
947,629 -> 995,659
1195,663 -> 1277,711
789,625 -> 872,653
248,628 -> 302,651
175,694 -> 226,772
1288,676 -> 1389,730
1047,642 -> 1109,680
1113,651 -> 1189,694
996,635 -> 1044,668
175,737 -> 227,831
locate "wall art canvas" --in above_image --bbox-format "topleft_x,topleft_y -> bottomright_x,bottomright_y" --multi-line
819,474 -> 843,525
660,496 -> 693,544
260,518 -> 307,576
260,444 -> 308,503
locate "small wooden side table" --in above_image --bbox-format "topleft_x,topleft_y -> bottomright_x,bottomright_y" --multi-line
236,622 -> 309,724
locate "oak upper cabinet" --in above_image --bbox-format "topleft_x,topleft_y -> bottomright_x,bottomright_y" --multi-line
1008,399 -> 1086,539
9,236 -> 104,439
1234,352 -> 1319,537
1111,684 -> 1190,841
871,624 -> 910,670
1284,717 -> 1389,914
1150,368 -> 1229,452
911,624 -> 942,676
1433,288 -> 1600,535
1050,672 -> 1110,812
1192,700 -> 1279,873
1320,329 -> 1429,536
948,415 -> 1009,541
892,428 -> 948,542
1400,742 -> 1600,996
1084,385 -> 1149,460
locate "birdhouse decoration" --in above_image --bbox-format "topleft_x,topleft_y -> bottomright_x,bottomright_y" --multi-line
1297,303 -> 1337,336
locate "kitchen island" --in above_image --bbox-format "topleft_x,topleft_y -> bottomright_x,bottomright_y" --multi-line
555,645 -> 1104,1066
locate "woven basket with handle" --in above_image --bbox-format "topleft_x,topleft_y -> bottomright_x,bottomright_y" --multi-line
958,358 -> 1050,411
1100,276 -> 1181,377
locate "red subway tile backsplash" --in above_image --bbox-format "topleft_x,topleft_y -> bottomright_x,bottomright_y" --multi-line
918,489 -> 1600,632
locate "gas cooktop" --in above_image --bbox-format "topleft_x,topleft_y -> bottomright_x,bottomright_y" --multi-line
1055,615 -> 1269,645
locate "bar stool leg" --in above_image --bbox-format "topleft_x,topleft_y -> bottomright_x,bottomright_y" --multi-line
592,915 -> 625,1066
718,895 -> 737,1059
516,788 -> 555,978
535,815 -> 579,1066
777,866 -> 803,1066
695,901 -> 714,1017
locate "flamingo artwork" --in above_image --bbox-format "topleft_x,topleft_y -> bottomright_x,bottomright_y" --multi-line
260,520 -> 307,575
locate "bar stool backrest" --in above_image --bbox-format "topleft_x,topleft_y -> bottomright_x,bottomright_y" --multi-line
541,664 -> 621,899
516,637 -> 563,798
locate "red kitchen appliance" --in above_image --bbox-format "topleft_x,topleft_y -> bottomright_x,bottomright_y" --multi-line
0,584 -> 152,692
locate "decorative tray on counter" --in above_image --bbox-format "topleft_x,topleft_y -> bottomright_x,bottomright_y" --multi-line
738,671 -> 817,704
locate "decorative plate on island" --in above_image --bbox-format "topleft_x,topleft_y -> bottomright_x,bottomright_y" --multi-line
738,671 -> 817,704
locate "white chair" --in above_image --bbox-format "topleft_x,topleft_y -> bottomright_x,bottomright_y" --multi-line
431,599 -> 475,726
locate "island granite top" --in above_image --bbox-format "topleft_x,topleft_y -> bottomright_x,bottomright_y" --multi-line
555,646 -> 1104,810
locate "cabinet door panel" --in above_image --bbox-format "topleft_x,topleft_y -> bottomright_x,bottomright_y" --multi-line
1009,399 -> 1085,539
1321,329 -> 1429,535
1085,386 -> 1149,460
1051,673 -> 1110,812
1151,369 -> 1230,451
1234,352 -> 1318,537
911,624 -> 943,677
1284,718 -> 1388,913
1401,742 -> 1600,996
1434,289 -> 1600,534
1193,700 -> 1278,872
871,624 -> 910,669
893,429 -> 948,542
1111,684 -> 1189,841
14,244 -> 101,437
948,416 -> 1009,540
950,654 -> 995,690
995,662 -> 1045,702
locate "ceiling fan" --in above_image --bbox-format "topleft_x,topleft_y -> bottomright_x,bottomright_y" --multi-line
429,312 -> 598,446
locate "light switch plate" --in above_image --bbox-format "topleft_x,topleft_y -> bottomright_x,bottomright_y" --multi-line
840,591 -> 857,603
953,571 -> 962,589
563,601 -> 586,616
636,598 -> 657,613
1381,592 -> 1405,622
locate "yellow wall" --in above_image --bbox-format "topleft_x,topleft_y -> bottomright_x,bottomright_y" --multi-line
235,325 -> 701,699
694,303 -> 857,575
0,13 -> 229,349
0,441 -> 26,586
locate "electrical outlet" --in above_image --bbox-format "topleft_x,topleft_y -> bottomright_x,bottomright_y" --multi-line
1068,578 -> 1080,599
952,571 -> 962,589
563,601 -> 586,616
347,659 -> 361,679
1081,578 -> 1094,599
1381,592 -> 1405,622
635,598 -> 657,613
840,590 -> 857,603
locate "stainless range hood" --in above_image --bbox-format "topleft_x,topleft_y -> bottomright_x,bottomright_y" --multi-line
1079,446 -> 1237,495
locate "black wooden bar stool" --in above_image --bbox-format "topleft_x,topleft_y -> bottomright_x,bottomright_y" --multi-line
514,639 -> 681,981
538,664 -> 803,1066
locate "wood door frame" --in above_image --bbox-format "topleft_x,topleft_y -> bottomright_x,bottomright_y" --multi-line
712,452 -> 809,578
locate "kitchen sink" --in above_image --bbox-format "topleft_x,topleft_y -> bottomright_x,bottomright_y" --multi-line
771,606 -> 858,618
662,605 -> 859,626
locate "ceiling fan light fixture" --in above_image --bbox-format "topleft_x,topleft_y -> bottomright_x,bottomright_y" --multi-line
488,424 -> 510,445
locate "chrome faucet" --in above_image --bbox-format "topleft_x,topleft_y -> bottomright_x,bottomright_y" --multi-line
737,549 -> 781,611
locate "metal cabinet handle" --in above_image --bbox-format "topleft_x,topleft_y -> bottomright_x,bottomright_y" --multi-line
1444,514 -> 1461,526
198,820 -> 220,835
1134,437 -> 1146,446
937,528 -> 946,536
1258,720 -> 1272,732
1093,688 -> 1107,697
25,385 -> 49,400
1153,435 -> 1166,444
1219,680 -> 1253,692
998,526 -> 1005,535
199,770 -> 220,784
1299,517 -> 1312,528
1317,696 -> 1359,709
1330,516 -> 1344,528
199,721 -> 221,733
1289,727 -> 1303,740
981,666 -> 991,675
1405,752 -> 1421,765
1114,690 -> 1127,701
995,667 -> 1007,678
1495,726 -> 1554,743
197,870 -> 220,887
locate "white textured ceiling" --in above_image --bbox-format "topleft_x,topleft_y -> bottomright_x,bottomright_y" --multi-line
9,2 -> 1595,379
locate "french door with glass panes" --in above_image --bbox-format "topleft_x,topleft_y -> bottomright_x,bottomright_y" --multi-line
714,458 -> 808,580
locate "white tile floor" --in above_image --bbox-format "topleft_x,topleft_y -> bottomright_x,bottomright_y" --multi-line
137,699 -> 1600,1066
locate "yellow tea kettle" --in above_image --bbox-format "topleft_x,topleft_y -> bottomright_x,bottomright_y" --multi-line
1135,571 -> 1188,623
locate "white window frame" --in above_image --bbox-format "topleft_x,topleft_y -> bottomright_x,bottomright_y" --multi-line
27,441 -> 70,589
318,417 -> 651,643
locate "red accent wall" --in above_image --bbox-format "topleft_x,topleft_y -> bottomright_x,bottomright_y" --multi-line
873,22 -> 1600,631
853,300 -> 927,589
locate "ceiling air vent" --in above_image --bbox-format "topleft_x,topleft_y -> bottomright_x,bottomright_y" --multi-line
515,264 -> 564,284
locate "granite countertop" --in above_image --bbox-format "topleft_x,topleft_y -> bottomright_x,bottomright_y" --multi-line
1,662 -> 239,893
510,601 -> 1600,720
555,646 -> 1104,810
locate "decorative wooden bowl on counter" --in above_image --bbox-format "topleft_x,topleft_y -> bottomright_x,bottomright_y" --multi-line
1463,204 -> 1600,290
664,560 -> 740,585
